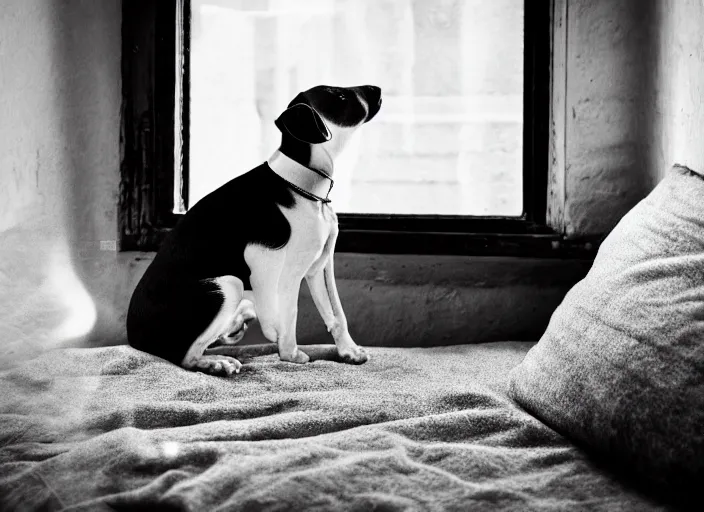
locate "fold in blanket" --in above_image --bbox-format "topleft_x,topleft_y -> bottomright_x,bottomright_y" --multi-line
0,343 -> 667,511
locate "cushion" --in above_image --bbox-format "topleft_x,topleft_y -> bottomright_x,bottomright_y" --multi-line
508,165 -> 704,504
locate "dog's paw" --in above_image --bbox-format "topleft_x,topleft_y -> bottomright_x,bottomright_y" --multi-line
338,345 -> 369,365
220,322 -> 249,345
190,355 -> 242,376
220,299 -> 257,345
280,348 -> 310,364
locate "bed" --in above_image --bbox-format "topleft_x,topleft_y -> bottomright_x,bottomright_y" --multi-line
0,342 -> 669,511
1,166 -> 701,511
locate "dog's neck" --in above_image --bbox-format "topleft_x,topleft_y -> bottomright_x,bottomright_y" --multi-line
278,138 -> 335,176
267,148 -> 334,203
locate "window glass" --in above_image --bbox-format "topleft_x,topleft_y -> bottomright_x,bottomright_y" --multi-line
188,0 -> 524,215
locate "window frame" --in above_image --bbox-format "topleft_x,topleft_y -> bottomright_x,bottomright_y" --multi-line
119,0 -> 599,259
120,0 -> 179,251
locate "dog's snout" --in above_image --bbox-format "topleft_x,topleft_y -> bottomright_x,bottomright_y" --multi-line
360,85 -> 382,103
356,85 -> 382,121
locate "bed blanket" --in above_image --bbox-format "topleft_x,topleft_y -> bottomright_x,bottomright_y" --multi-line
0,342 -> 667,511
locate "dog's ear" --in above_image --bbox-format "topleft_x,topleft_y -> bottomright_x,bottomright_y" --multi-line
275,103 -> 332,144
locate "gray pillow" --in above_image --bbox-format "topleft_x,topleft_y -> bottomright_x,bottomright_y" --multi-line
509,165 -> 704,504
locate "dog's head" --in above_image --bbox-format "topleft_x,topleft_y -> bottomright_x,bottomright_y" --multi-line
275,85 -> 382,168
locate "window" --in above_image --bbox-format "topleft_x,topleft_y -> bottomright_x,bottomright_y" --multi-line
187,0 -> 524,217
120,0 -> 589,258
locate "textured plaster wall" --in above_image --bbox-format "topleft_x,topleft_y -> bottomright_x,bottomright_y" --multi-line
298,255 -> 591,348
551,0 -> 704,237
651,0 -> 704,179
2,0 -> 703,366
549,0 -> 661,236
0,0 -> 124,366
125,253 -> 592,348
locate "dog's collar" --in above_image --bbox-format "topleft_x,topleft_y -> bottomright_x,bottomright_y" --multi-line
267,150 -> 334,203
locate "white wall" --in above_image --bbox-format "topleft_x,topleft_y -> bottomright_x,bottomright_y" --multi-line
0,0 -> 123,367
549,0 -> 660,236
549,0 -> 704,237
653,0 -> 704,178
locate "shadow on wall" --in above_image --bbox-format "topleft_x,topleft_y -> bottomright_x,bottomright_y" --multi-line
641,0 -> 664,185
0,0 -> 122,369
49,0 -> 124,349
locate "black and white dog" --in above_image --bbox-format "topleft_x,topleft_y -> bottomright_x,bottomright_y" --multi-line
127,85 -> 382,376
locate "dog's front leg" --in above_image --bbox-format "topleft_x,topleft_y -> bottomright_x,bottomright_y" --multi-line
276,278 -> 308,363
245,244 -> 309,364
305,231 -> 368,364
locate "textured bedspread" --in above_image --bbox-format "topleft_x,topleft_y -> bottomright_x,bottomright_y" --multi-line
0,342 -> 667,511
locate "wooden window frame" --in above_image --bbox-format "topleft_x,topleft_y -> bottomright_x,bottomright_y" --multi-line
119,0 -> 599,258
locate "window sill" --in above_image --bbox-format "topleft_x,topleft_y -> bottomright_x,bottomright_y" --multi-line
336,214 -> 600,258
336,230 -> 600,258
119,210 -> 600,259
119,211 -> 600,259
